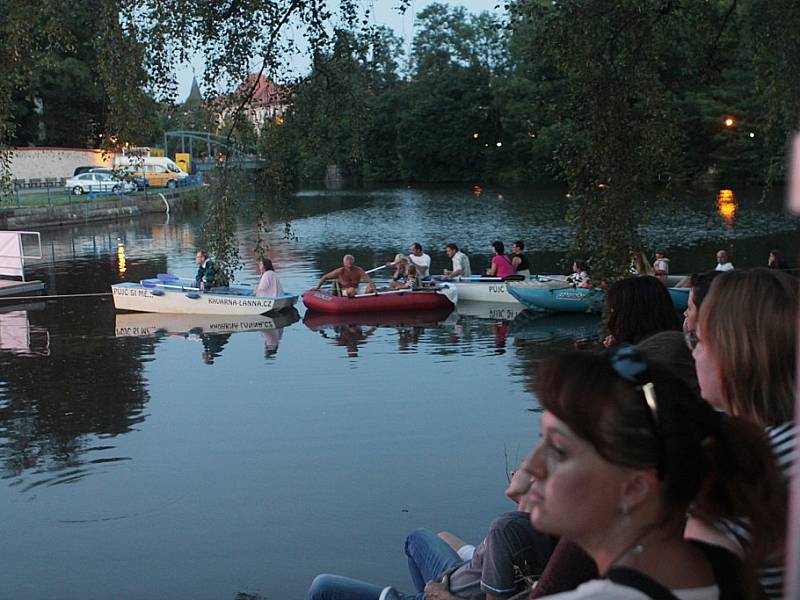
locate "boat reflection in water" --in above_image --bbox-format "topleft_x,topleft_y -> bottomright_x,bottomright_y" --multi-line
456,300 -> 526,321
303,308 -> 455,357
115,307 -> 300,362
510,310 -> 601,344
0,303 -> 50,356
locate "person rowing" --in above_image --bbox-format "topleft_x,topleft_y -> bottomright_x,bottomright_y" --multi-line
315,254 -> 377,298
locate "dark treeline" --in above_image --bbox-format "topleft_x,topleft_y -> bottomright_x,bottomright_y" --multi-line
257,1 -> 797,188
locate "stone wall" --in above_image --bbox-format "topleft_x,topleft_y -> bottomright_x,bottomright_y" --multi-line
9,147 -> 116,181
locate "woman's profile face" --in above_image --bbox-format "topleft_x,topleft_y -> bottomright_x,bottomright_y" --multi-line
683,289 -> 698,332
522,411 -> 629,542
692,322 -> 727,413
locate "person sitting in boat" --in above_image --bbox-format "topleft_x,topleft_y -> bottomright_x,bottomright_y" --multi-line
486,241 -> 515,278
511,240 -> 530,277
195,249 -> 225,290
566,259 -> 590,287
253,257 -> 284,298
652,249 -> 670,283
714,249 -> 734,271
387,254 -> 409,287
630,250 -> 655,276
394,264 -> 421,290
443,243 -> 472,279
409,243 -> 432,280
315,254 -> 377,298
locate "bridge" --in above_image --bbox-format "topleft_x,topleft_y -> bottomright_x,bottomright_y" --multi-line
163,131 -> 266,172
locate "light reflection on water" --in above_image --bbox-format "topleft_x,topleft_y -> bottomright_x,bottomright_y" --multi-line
0,186 -> 798,598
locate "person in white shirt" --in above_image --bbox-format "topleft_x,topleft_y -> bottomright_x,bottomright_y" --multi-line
408,242 -> 432,280
715,250 -> 734,271
254,257 -> 284,297
443,243 -> 471,279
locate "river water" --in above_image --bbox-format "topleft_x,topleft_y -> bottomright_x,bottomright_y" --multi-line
0,185 -> 797,599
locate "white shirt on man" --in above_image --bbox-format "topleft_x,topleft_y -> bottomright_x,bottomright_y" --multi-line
409,253 -> 432,278
715,262 -> 734,272
451,251 -> 472,277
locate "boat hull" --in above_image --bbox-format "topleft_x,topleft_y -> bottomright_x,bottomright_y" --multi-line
112,282 -> 298,315
303,307 -> 453,330
444,275 -> 570,304
302,288 -> 454,314
508,283 -> 690,313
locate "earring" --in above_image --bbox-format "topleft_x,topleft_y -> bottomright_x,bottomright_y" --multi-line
619,501 -> 630,516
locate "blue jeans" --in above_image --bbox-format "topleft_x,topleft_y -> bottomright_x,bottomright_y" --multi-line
404,528 -> 465,592
307,529 -> 465,600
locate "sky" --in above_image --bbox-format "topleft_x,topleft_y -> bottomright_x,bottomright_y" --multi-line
175,0 -> 504,102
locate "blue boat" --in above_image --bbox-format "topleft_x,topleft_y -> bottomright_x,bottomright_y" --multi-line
507,282 -> 690,313
507,284 -> 606,313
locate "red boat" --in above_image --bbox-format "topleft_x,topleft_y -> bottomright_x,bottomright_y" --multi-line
302,287 -> 455,314
303,307 -> 454,330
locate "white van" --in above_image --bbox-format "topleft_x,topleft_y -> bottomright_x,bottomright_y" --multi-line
113,156 -> 188,188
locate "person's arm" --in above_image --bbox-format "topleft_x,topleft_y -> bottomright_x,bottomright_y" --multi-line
437,531 -> 467,552
487,258 -> 498,276
511,256 -> 521,268
424,575 -> 503,600
316,267 -> 342,289
360,270 -> 377,292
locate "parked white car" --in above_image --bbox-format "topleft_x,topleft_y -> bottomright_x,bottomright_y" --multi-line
65,172 -> 136,195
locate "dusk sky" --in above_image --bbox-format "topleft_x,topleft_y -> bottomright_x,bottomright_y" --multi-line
176,0 -> 504,101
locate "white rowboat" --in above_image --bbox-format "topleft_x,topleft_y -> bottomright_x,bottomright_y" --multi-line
112,278 -> 298,315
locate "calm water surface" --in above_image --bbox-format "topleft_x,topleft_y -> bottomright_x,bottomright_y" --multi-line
1,186 -> 798,599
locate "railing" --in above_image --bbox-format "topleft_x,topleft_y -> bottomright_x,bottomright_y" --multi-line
4,175 -> 204,209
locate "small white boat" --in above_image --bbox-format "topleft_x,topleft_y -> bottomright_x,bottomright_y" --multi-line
111,274 -> 298,315
437,275 -> 571,304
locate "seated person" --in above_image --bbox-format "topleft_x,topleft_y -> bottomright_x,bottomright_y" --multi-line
308,470 -> 558,600
194,249 -> 224,290
409,243 -> 432,280
565,259 -> 590,287
652,249 -> 670,283
394,265 -> 421,290
253,257 -> 284,297
486,241 -> 515,278
511,241 -> 530,277
443,243 -> 472,279
388,254 -> 410,286
315,254 -> 377,297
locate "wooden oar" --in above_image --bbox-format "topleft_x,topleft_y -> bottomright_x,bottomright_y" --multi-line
365,264 -> 390,275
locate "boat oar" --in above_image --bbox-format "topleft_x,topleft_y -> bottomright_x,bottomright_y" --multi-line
365,264 -> 390,275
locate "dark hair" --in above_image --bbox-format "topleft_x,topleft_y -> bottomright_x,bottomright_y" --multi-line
699,268 -> 798,426
574,259 -> 589,272
196,249 -> 209,258
636,331 -> 698,396
688,271 -> 721,310
769,249 -> 790,270
492,240 -> 505,255
655,249 -> 666,256
412,242 -> 423,252
513,240 -> 525,251
535,351 -> 785,570
446,243 -> 458,252
260,257 -> 274,271
606,276 -> 680,345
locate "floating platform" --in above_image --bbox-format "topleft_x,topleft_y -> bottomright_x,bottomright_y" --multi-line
0,279 -> 45,297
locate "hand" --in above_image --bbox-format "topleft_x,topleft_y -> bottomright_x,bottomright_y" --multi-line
424,574 -> 454,600
603,334 -> 616,348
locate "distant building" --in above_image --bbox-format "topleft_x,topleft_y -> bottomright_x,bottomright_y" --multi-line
214,74 -> 289,134
184,76 -> 204,111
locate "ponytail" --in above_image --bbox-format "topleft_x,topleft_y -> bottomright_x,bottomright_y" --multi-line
690,410 -> 786,572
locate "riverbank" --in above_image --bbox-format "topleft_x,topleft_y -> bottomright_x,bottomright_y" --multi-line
0,186 -> 204,229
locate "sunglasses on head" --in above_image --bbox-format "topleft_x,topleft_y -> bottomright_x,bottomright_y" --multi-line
607,344 -> 665,480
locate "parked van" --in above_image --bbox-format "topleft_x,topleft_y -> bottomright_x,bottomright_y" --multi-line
113,156 -> 188,188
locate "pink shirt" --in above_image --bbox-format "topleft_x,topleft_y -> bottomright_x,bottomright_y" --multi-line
492,255 -> 515,278
255,270 -> 284,297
